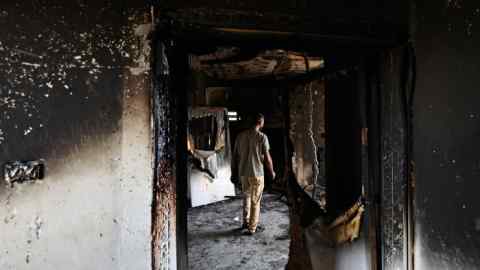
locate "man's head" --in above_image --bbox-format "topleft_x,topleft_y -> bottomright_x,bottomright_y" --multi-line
254,113 -> 264,129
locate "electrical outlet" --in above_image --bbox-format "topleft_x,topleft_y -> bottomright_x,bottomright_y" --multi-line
4,160 -> 45,186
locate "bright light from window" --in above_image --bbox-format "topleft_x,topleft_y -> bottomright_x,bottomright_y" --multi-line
228,111 -> 241,122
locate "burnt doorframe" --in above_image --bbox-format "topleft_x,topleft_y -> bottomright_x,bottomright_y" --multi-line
364,46 -> 416,270
151,30 -> 190,270
151,17 -> 414,270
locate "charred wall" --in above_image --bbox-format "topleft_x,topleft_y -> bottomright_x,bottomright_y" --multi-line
0,1 -> 155,269
157,0 -> 409,37
289,80 -> 325,198
414,0 -> 480,268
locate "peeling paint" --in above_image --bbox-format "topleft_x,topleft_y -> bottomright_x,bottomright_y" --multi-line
25,251 -> 31,264
289,80 -> 326,202
447,0 -> 463,9
0,129 -> 4,145
0,6 -> 148,142
129,23 -> 152,76
34,216 -> 43,240
3,208 -> 17,224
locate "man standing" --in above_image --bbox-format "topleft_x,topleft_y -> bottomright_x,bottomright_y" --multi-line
232,113 -> 275,235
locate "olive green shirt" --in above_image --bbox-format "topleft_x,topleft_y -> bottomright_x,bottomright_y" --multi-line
234,128 -> 270,177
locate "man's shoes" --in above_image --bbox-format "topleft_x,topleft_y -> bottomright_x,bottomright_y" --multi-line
255,225 -> 265,232
241,225 -> 265,236
242,230 -> 254,236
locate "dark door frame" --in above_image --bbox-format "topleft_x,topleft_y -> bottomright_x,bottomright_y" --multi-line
151,15 -> 414,270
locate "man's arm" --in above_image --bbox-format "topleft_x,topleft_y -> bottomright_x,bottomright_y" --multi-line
265,151 -> 276,180
231,135 -> 240,184
262,135 -> 275,179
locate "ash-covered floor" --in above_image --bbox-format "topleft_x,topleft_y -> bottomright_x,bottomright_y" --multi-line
188,192 -> 291,270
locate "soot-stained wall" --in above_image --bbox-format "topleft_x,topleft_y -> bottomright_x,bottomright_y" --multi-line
0,2 -> 154,269
414,0 -> 480,268
158,0 -> 408,30
289,80 -> 325,198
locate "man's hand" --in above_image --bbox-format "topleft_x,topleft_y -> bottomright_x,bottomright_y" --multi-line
265,151 -> 275,181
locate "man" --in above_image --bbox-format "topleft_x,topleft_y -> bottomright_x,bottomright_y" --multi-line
232,113 -> 275,235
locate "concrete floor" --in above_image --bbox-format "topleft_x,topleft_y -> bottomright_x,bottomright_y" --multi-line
188,192 -> 291,270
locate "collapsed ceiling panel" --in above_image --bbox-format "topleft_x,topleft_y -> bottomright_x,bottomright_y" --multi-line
191,48 -> 324,80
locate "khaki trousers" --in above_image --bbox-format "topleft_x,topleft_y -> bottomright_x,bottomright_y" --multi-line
241,176 -> 265,233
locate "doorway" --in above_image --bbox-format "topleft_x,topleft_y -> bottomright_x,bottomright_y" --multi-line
185,48 -> 302,270
151,22 -> 414,270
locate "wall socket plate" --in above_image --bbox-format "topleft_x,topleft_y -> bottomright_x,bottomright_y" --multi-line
4,160 -> 45,186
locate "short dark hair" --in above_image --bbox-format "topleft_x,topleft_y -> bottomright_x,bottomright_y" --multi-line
254,113 -> 264,125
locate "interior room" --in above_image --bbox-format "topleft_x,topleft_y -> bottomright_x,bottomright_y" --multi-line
3,2 -> 479,270
178,37 -> 382,269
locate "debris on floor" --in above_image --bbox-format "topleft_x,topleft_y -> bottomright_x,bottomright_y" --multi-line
188,192 -> 290,270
